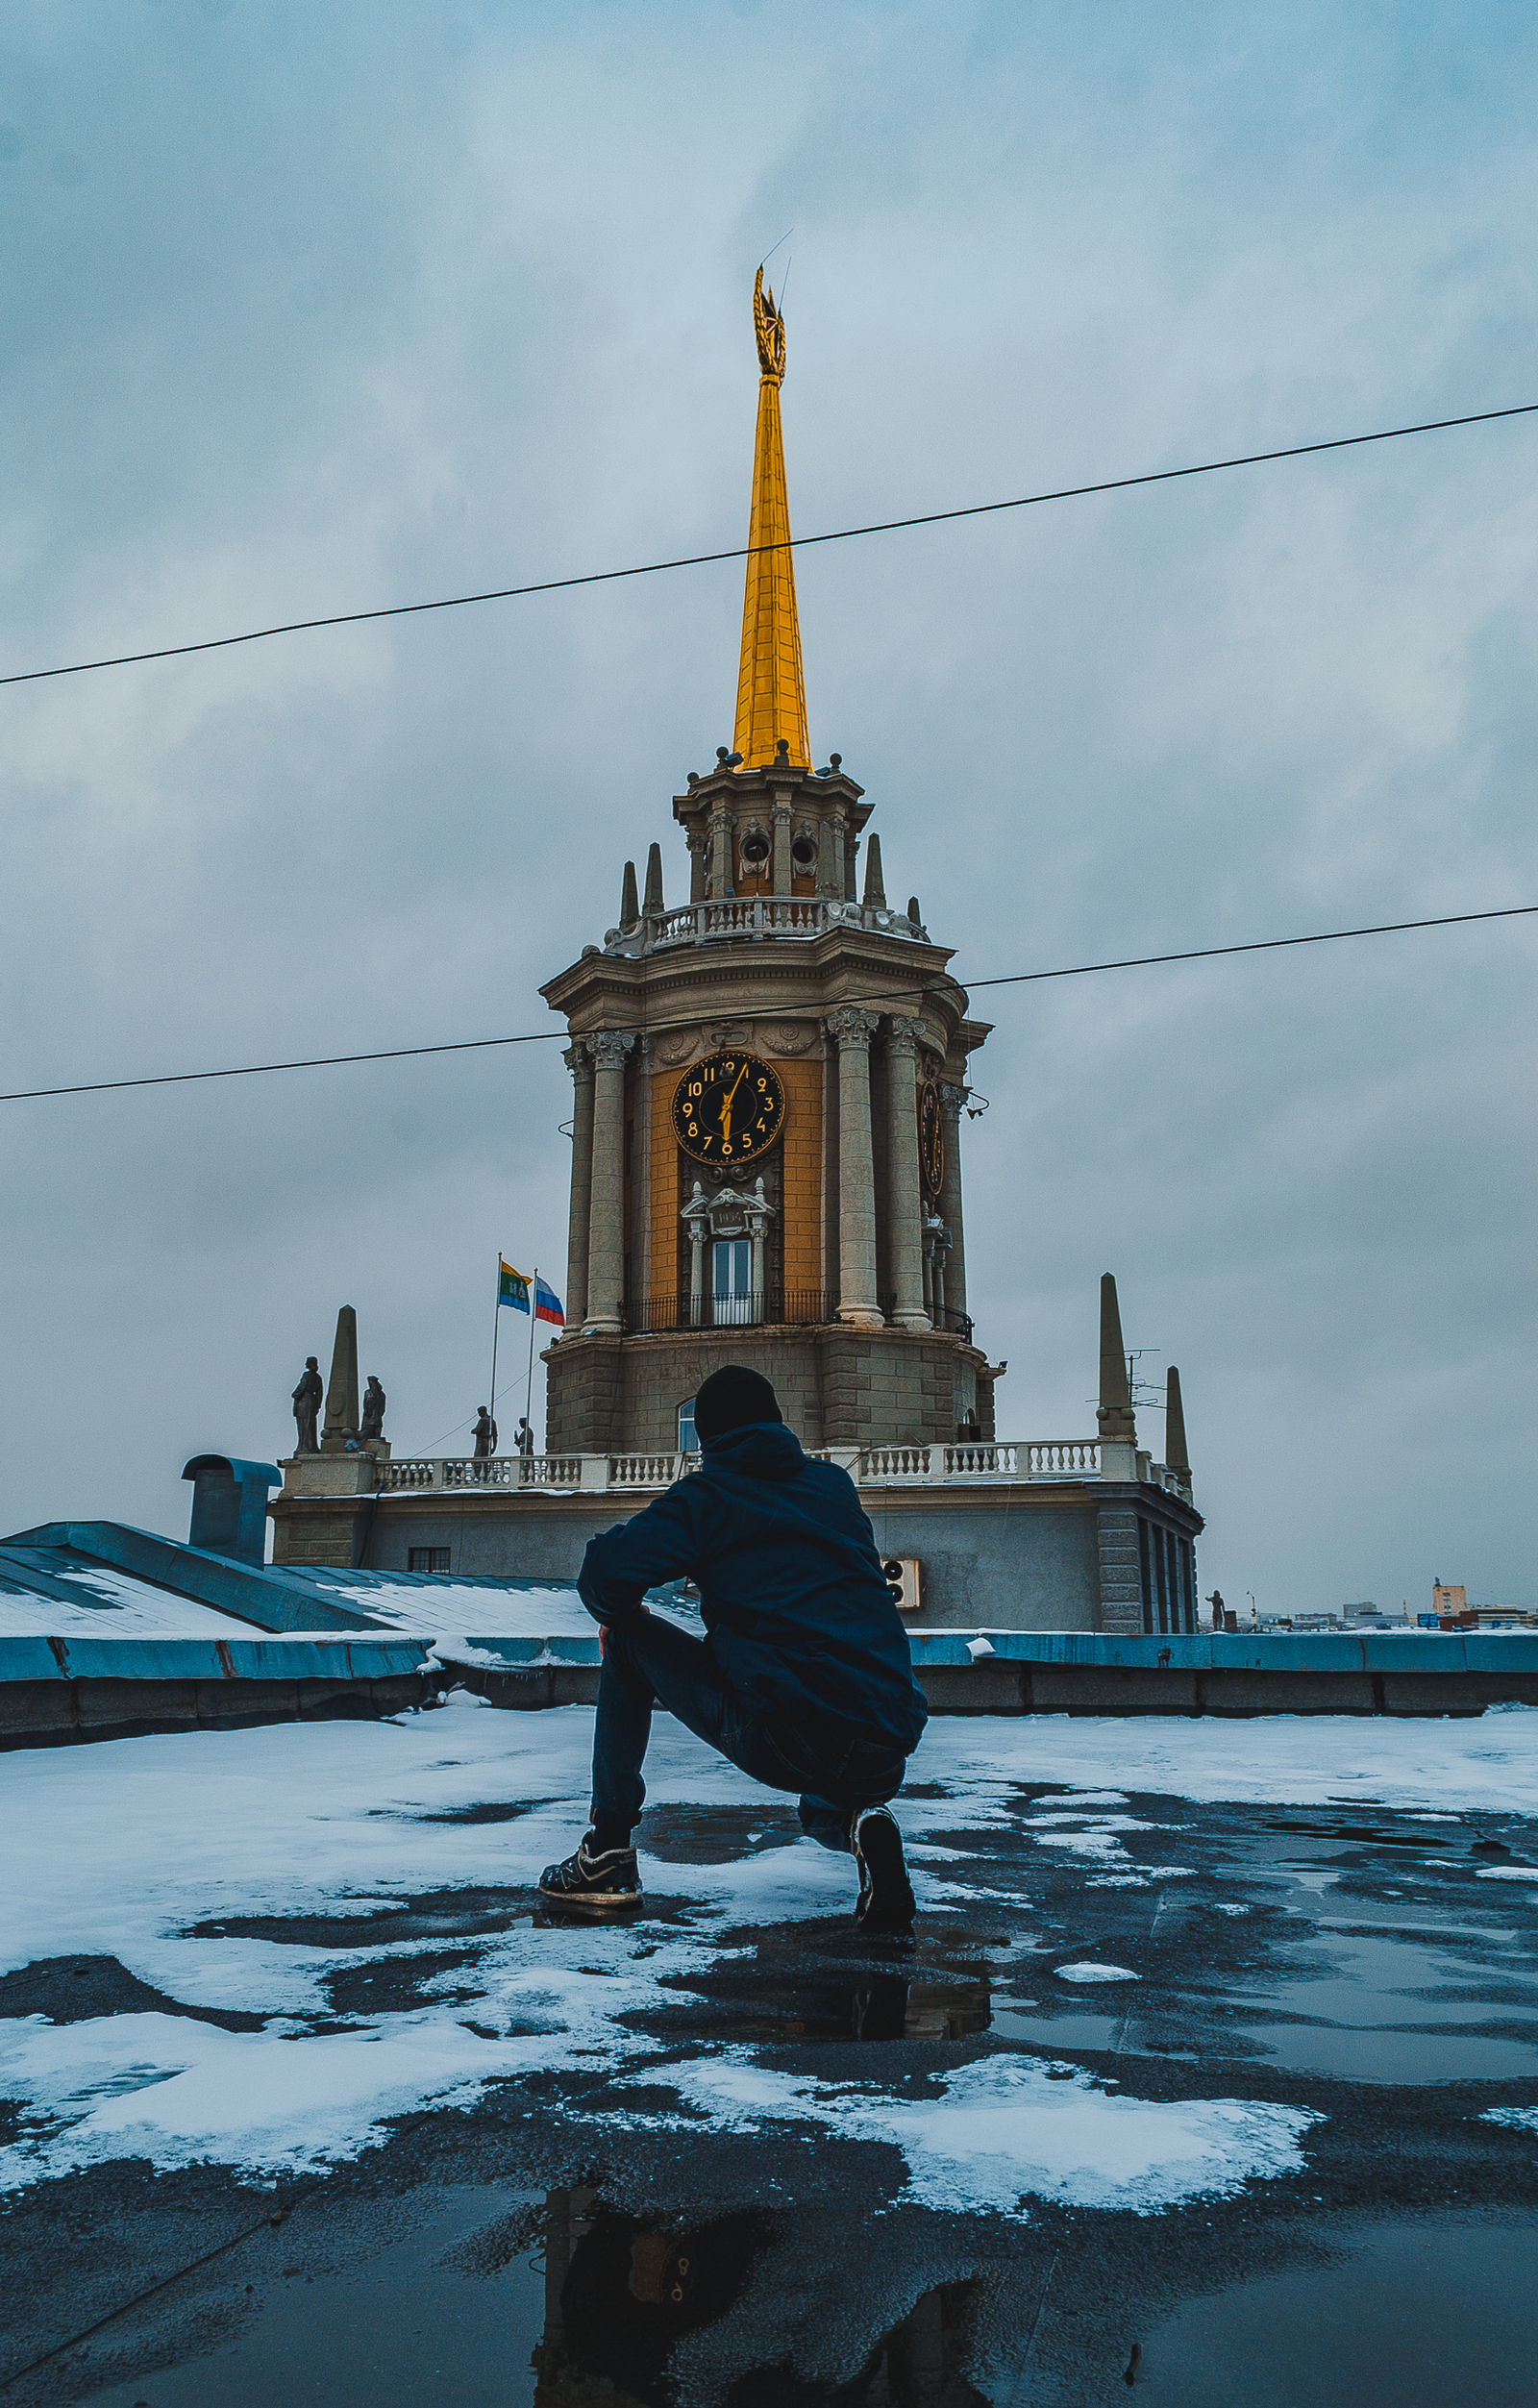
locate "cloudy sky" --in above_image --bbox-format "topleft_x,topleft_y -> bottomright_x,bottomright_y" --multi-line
1,0 -> 1533,1612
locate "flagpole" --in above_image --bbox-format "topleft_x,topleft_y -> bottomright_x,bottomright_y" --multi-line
525,1265 -> 538,1442
489,1253 -> 501,1446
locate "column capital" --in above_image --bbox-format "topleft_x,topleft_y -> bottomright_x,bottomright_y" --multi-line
771,799 -> 793,823
587,1030 -> 636,1071
824,1006 -> 880,1051
936,1080 -> 967,1123
563,1040 -> 592,1080
886,1015 -> 926,1055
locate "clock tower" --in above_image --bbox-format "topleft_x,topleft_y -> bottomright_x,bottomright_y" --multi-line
541,271 -> 997,1456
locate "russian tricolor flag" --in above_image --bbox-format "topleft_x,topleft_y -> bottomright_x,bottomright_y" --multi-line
533,1275 -> 564,1327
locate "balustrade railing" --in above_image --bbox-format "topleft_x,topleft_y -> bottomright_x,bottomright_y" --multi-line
622,1290 -> 837,1334
604,898 -> 925,956
375,1437 -> 1104,1494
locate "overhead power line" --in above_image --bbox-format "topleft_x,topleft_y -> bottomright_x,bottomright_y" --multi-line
1,903 -> 1530,1105
3,401 -> 1535,689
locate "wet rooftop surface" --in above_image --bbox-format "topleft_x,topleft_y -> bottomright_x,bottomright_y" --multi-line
2,1705 -> 1537,2405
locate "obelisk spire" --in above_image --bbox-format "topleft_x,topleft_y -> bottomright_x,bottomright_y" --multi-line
1164,1364 -> 1190,1485
732,269 -> 810,771
1096,1273 -> 1136,1446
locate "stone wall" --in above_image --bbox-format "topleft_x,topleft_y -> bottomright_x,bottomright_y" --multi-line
544,1324 -> 992,1454
269,1502 -> 370,1571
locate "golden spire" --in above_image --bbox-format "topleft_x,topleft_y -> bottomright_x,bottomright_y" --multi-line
732,268 -> 810,770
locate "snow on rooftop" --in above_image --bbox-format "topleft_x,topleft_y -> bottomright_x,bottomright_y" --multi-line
1,1705 -> 1534,2204
312,1579 -> 592,1636
0,1566 -> 272,1639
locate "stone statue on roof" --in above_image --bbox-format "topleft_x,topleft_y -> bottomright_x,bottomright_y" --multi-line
360,1377 -> 386,1442
291,1356 -> 323,1453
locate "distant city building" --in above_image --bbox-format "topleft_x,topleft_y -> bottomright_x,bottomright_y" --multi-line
1431,1581 -> 1467,1617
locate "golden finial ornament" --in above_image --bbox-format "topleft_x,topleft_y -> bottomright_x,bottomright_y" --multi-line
753,266 -> 786,384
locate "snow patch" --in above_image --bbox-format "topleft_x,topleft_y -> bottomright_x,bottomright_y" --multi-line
1484,2106 -> 1538,2137
653,2052 -> 1317,2217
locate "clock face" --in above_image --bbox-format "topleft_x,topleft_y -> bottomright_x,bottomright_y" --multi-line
918,1080 -> 945,1197
672,1052 -> 787,1168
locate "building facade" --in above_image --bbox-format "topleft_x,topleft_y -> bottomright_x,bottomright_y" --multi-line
270,274 -> 1204,1629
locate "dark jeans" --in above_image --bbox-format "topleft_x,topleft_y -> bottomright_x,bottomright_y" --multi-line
591,1614 -> 907,1855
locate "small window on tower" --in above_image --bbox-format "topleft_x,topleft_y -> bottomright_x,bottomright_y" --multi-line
409,1547 -> 451,1575
678,1397 -> 697,1452
790,835 -> 817,868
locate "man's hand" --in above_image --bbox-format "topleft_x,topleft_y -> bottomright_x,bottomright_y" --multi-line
597,1598 -> 650,1657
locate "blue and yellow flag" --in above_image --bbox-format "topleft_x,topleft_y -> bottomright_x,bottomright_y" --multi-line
497,1257 -> 531,1312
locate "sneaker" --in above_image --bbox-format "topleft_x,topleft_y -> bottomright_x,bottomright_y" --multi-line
851,1805 -> 915,1935
538,1833 -> 642,1907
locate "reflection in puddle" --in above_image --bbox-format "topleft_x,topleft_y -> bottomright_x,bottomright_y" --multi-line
535,2187 -> 988,2406
851,1975 -> 992,2042
671,1962 -> 994,2044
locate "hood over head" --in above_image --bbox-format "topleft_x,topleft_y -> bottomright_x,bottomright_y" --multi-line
699,1421 -> 806,1481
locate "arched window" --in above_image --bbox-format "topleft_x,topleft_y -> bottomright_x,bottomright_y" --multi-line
678,1396 -> 697,1453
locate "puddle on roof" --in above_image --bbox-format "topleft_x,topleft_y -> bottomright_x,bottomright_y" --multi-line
78,2185 -> 1538,2408
991,1998 -> 1124,2053
75,2183 -> 988,2408
1129,2216 -> 1538,2406
80,2186 -> 549,2408
644,1964 -> 994,2043
1202,1928 -> 1538,2083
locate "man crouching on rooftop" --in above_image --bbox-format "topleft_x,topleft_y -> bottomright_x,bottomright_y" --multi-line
540,1365 -> 925,1933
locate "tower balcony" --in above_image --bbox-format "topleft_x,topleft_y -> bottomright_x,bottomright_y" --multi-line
601,895 -> 928,959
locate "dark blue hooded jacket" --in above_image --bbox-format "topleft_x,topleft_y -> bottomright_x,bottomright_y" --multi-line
577,1422 -> 928,1756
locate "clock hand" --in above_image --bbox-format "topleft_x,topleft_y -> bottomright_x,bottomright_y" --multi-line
719,1064 -> 748,1133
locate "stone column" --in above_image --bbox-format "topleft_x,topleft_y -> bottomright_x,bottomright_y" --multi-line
687,829 -> 707,905
563,1043 -> 595,1333
771,800 -> 792,897
709,807 -> 733,899
930,1223 -> 950,1324
744,1176 -> 775,1314
683,1182 -> 708,1326
632,1034 -> 653,1312
584,1030 -> 634,1334
824,1008 -> 883,1327
884,1018 -> 929,1328
936,1081 -> 969,1329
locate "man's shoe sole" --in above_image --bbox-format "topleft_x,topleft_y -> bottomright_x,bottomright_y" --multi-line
853,1811 -> 916,1934
537,1881 -> 643,1907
